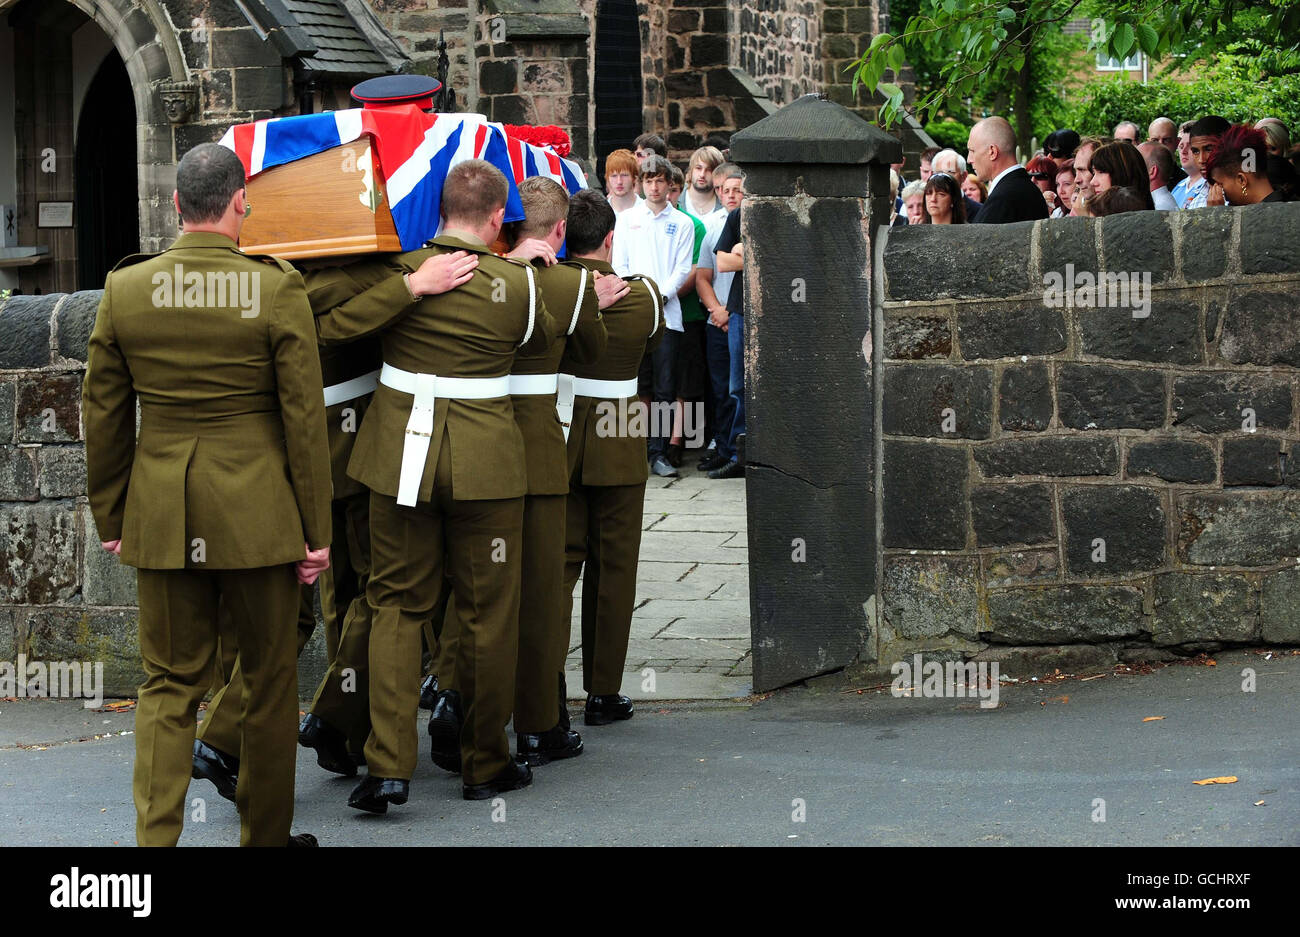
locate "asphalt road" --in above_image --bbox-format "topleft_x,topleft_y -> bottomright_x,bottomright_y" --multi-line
1,648 -> 1296,847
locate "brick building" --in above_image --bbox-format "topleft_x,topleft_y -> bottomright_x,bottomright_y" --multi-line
0,0 -> 920,294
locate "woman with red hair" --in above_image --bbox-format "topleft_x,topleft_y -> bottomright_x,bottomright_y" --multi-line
1205,124 -> 1293,204
1025,154 -> 1061,213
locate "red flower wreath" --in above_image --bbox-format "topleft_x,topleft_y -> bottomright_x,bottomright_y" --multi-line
503,124 -> 572,157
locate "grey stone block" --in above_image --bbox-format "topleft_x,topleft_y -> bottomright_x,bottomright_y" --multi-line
1179,208 -> 1232,281
1126,439 -> 1216,484
957,301 -> 1066,359
1239,201 -> 1300,274
972,484 -> 1054,547
1063,485 -> 1165,577
882,555 -> 980,639
1172,373 -> 1292,433
1038,216 -> 1099,281
1057,364 -> 1165,430
886,224 -> 1033,300
210,27 -> 283,68
982,549 -> 1060,588
1152,572 -> 1256,646
0,295 -> 55,368
1223,436 -> 1284,486
1079,296 -> 1202,364
1218,289 -> 1300,367
479,59 -> 518,95
983,585 -> 1146,644
972,642 -> 1117,677
0,606 -> 14,660
882,441 -> 967,550
15,375 -> 81,443
882,364 -> 992,439
1260,568 -> 1300,643
975,437 -> 1118,477
884,314 -> 950,359
55,291 -> 102,363
1178,492 -> 1300,566
233,67 -> 286,112
0,503 -> 79,604
24,607 -> 141,699
998,361 -> 1052,432
38,446 -> 86,498
0,381 -> 13,442
0,447 -> 39,502
79,504 -> 136,607
1100,209 -> 1176,284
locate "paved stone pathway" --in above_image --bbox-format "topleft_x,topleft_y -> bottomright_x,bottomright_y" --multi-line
566,458 -> 752,701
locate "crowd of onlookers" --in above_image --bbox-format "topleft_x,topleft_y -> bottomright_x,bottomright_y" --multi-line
890,114 -> 1299,227
600,134 -> 747,480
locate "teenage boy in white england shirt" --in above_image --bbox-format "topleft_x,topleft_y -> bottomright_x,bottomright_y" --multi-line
612,155 -> 696,477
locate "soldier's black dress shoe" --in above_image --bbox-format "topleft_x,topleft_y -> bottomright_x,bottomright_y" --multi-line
584,694 -> 634,725
427,688 -> 463,773
463,759 -> 533,800
347,775 -> 409,814
708,459 -> 745,479
517,725 -> 584,766
298,713 -> 356,777
698,452 -> 729,472
287,833 -> 319,847
192,739 -> 239,803
418,674 -> 439,710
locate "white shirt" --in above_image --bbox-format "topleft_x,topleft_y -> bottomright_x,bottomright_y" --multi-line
985,163 -> 1021,198
1151,185 -> 1179,211
697,210 -> 734,318
612,201 -> 696,332
608,194 -> 643,216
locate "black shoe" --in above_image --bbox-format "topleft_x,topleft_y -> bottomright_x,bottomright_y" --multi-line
347,775 -> 409,814
650,455 -> 679,478
427,689 -> 463,773
666,442 -> 684,467
463,759 -> 533,800
418,674 -> 439,710
708,459 -> 745,479
192,739 -> 239,803
698,452 -> 729,472
298,713 -> 356,777
584,694 -> 634,726
517,725 -> 584,766
287,832 -> 319,847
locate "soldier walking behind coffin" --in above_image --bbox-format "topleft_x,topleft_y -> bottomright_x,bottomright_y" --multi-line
310,159 -> 558,811
428,177 -> 627,770
562,189 -> 665,724
82,142 -> 332,847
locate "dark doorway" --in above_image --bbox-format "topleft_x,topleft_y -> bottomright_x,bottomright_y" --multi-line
76,51 -> 138,290
593,0 -> 643,184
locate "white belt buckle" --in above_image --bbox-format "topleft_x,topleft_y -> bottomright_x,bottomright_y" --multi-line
556,373 -> 576,442
396,372 -> 437,506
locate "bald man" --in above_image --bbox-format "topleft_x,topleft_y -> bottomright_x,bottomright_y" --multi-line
1148,117 -> 1178,154
966,117 -> 1049,224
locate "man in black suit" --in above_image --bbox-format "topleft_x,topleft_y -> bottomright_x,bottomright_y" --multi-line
967,117 -> 1050,224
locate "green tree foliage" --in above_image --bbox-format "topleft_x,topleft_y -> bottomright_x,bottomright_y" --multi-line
1067,70 -> 1300,135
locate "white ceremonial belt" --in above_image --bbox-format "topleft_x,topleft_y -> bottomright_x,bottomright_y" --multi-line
322,369 -> 380,407
571,377 -> 637,399
380,363 -> 510,507
508,373 -> 559,395
556,374 -> 576,442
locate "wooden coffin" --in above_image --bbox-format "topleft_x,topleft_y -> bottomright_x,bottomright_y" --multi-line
239,138 -> 402,259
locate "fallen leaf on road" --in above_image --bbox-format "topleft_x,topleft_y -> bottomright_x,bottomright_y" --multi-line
1142,716 -> 1165,722
97,700 -> 136,712
1193,776 -> 1238,785
1254,800 -> 1266,806
1039,695 -> 1069,706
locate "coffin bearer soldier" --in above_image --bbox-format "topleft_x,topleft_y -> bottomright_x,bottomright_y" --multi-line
83,142 -> 332,846
427,178 -> 626,769
561,189 -> 665,724
310,159 -> 558,810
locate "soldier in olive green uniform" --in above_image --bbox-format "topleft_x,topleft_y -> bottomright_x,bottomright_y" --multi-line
82,143 -> 332,847
429,178 -> 616,769
560,190 -> 665,725
310,160 -> 558,810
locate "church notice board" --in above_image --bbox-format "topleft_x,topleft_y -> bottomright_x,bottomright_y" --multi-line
239,138 -> 401,260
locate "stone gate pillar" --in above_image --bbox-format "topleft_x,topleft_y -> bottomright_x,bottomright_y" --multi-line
730,94 -> 899,691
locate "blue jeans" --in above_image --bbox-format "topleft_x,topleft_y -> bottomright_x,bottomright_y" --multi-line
726,313 -> 745,463
705,322 -> 734,459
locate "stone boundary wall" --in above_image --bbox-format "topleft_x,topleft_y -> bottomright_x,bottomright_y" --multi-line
877,204 -> 1300,676
0,290 -> 328,697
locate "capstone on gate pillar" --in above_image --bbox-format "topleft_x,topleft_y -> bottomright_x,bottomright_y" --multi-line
729,93 -> 899,691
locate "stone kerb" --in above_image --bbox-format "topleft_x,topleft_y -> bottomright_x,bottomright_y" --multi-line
877,203 -> 1300,676
0,290 -> 329,697
731,94 -> 898,691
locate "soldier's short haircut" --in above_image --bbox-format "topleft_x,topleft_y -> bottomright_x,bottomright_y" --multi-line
441,159 -> 510,223
514,176 -> 570,241
669,165 -> 685,187
566,188 -> 616,256
640,155 -> 673,181
633,133 -> 667,156
176,143 -> 246,224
